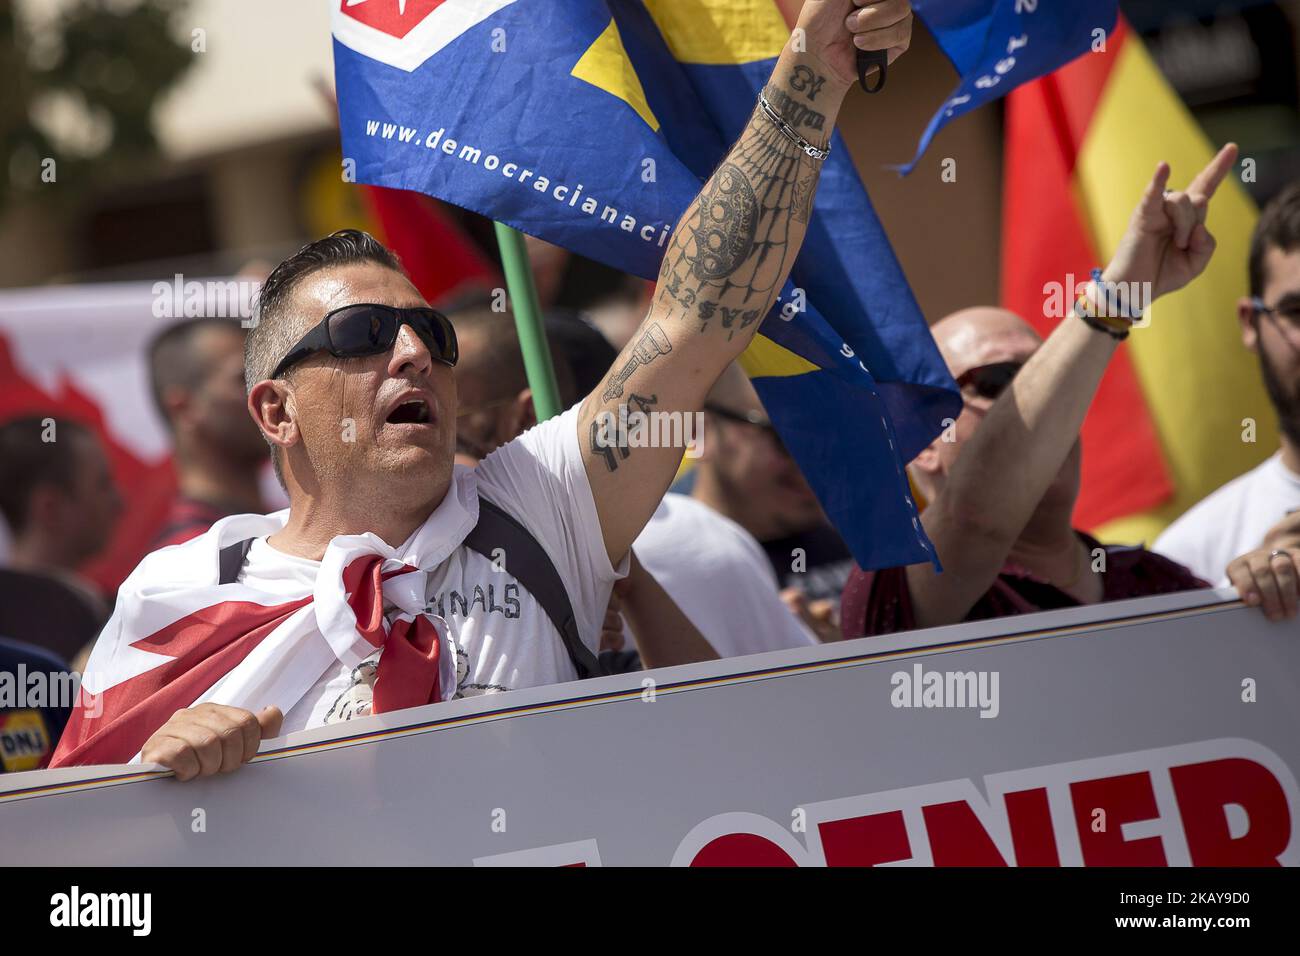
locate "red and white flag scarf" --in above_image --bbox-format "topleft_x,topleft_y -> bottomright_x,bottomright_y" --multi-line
49,476 -> 480,768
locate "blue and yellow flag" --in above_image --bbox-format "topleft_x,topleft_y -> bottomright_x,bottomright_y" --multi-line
332,0 -> 959,570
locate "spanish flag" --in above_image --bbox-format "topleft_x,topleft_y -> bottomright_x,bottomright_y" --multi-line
1001,18 -> 1277,546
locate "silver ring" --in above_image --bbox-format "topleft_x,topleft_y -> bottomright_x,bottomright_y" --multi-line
1270,549 -> 1291,560
1162,189 -> 1173,198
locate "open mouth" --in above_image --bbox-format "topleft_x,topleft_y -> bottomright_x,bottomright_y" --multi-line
386,397 -> 432,425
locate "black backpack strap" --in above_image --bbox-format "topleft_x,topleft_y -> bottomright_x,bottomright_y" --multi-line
217,537 -> 256,586
599,648 -> 642,674
464,497 -> 605,680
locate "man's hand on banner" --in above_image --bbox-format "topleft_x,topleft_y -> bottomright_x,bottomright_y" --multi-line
1228,546 -> 1300,622
1102,143 -> 1238,303
798,0 -> 912,90
141,703 -> 284,782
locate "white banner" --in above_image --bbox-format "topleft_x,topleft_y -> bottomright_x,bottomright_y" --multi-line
2,587 -> 1297,866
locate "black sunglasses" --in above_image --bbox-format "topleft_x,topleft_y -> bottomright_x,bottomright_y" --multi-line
956,361 -> 1022,402
271,303 -> 459,380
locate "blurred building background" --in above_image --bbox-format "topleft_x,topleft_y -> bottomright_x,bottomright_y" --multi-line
2,0 -> 1297,321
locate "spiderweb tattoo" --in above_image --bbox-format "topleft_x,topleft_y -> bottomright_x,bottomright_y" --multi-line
654,83 -> 826,342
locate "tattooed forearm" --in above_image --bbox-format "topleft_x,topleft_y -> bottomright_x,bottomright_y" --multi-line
577,45 -> 852,563
652,61 -> 831,341
601,323 -> 672,402
582,49 -> 844,491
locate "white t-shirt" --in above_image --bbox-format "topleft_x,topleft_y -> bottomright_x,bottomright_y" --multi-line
238,406 -> 626,735
628,493 -> 817,658
1154,452 -> 1300,585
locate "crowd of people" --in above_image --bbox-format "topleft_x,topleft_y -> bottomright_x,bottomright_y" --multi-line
2,2 -> 1297,779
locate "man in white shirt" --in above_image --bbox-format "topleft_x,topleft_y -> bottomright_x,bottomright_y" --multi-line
52,0 -> 914,777
450,305 -> 800,661
630,493 -> 818,658
1155,181 -> 1300,615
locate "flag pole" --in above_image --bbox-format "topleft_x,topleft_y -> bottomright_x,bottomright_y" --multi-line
493,221 -> 563,422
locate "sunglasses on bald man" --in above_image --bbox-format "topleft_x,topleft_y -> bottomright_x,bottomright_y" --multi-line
956,361 -> 1023,402
271,303 -> 459,380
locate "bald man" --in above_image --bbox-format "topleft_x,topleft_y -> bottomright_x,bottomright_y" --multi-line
841,145 -> 1295,636
841,306 -> 1208,637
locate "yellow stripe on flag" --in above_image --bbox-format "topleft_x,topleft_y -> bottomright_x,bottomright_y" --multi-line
1076,35 -> 1276,546
572,19 -> 660,132
739,333 -> 819,379
643,0 -> 788,65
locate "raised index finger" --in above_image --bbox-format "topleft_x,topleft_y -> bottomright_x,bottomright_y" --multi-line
1189,143 -> 1238,200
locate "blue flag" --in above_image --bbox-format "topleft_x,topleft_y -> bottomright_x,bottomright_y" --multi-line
332,0 -> 960,571
901,0 -> 1118,172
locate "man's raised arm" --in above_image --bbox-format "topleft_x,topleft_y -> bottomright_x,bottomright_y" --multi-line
905,144 -> 1238,629
579,0 -> 913,564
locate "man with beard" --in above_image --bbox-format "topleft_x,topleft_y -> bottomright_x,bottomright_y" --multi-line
147,317 -> 270,547
1155,182 -> 1300,607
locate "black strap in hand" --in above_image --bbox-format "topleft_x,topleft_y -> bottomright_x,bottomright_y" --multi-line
856,48 -> 888,93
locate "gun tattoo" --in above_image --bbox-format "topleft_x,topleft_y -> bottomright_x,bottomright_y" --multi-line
601,324 -> 673,402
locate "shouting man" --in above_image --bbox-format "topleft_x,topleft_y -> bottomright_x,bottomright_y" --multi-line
52,0 -> 915,776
